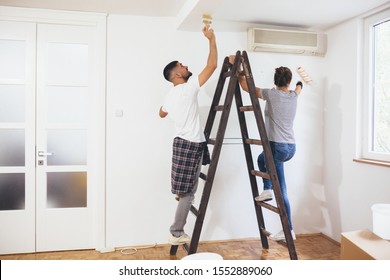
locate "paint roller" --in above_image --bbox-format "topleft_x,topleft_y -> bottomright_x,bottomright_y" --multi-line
296,66 -> 313,85
202,14 -> 213,27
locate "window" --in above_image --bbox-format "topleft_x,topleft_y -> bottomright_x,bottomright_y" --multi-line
362,8 -> 390,163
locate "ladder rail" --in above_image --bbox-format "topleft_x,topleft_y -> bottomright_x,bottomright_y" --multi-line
204,57 -> 231,140
233,78 -> 269,250
241,51 -> 297,259
188,54 -> 241,254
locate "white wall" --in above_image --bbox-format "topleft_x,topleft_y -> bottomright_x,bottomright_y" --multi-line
105,14 -> 326,248
323,17 -> 390,242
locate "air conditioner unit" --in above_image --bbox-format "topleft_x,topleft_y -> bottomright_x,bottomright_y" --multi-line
248,28 -> 327,56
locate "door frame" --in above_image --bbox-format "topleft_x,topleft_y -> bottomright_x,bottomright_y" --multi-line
0,6 -> 107,252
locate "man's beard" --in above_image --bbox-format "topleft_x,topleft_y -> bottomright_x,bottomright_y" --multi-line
183,71 -> 192,81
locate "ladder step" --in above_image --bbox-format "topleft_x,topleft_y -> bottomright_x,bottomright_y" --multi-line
260,227 -> 271,237
208,138 -> 216,145
239,105 -> 254,111
245,138 -> 262,145
176,196 -> 199,217
257,201 -> 280,214
199,172 -> 207,181
190,205 -> 199,216
213,105 -> 225,111
251,170 -> 270,180
223,70 -> 232,78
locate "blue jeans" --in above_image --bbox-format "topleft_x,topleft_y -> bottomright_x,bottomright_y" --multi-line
257,141 -> 296,230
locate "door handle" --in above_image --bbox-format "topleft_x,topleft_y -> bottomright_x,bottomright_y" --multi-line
38,151 -> 53,157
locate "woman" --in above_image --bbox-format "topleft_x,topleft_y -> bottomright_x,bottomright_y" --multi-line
231,57 -> 302,241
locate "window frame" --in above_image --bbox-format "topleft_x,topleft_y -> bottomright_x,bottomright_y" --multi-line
361,8 -> 390,163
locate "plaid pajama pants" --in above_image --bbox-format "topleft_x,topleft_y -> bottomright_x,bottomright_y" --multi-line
171,137 -> 207,195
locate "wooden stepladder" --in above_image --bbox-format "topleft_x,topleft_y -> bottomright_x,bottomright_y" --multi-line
170,51 -> 298,260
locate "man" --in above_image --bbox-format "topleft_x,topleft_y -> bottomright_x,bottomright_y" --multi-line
159,26 -> 217,245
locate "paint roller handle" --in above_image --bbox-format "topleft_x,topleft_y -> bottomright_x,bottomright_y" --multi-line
294,81 -> 303,95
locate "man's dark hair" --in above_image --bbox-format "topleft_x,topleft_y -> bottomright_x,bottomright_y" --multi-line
163,61 -> 178,81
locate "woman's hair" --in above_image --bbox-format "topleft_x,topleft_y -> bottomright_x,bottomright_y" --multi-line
274,66 -> 292,87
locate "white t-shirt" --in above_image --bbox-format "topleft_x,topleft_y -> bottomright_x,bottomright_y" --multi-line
162,76 -> 205,143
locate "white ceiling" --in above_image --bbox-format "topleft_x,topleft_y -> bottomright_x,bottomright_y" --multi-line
0,0 -> 389,31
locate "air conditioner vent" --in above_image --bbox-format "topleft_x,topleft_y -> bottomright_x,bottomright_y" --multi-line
248,28 -> 327,56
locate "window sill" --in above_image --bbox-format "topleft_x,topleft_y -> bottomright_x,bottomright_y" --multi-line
353,158 -> 390,168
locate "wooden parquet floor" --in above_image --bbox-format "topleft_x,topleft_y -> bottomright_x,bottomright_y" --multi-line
0,234 -> 340,260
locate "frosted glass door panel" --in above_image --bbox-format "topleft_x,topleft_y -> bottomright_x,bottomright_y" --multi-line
47,43 -> 88,84
47,129 -> 87,165
35,21 -> 104,253
0,20 -> 36,254
47,86 -> 88,123
0,129 -> 25,166
0,85 -> 25,122
0,39 -> 26,80
47,172 -> 87,208
0,173 -> 25,210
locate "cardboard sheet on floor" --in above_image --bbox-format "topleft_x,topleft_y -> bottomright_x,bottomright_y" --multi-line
340,229 -> 390,260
